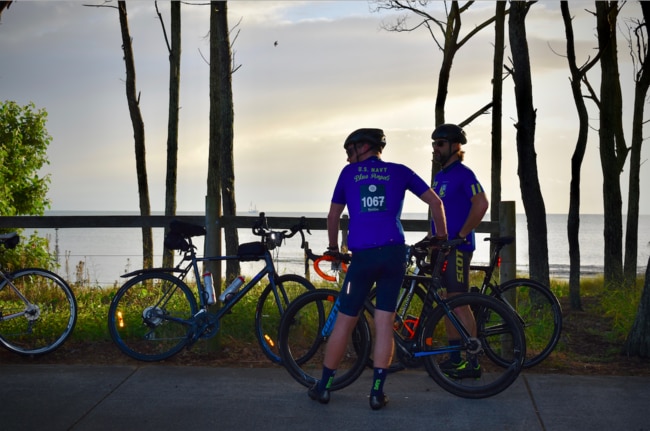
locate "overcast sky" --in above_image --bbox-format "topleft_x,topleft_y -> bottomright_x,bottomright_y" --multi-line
0,1 -> 647,216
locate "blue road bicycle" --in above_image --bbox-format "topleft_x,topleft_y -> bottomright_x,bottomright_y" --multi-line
107,213 -> 315,363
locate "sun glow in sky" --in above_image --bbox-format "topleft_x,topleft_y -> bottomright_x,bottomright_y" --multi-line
0,1 -> 647,216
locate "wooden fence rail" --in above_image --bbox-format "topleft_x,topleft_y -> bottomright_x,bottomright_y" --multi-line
0,201 -> 516,282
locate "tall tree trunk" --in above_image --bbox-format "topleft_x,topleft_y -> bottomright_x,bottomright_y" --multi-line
596,2 -> 627,287
206,2 -> 223,290
509,2 -> 549,286
163,1 -> 181,268
561,1 -> 599,310
622,2 -> 650,355
213,1 -> 239,281
490,2 -> 505,231
118,1 -> 152,269
624,2 -> 650,286
623,255 -> 650,357
207,1 -> 240,289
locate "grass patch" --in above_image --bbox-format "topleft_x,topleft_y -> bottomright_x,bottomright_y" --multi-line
69,275 -> 643,357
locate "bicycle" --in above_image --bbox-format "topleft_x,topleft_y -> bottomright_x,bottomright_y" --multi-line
470,236 -> 562,368
278,238 -> 526,399
0,232 -> 78,356
107,213 -> 315,363
371,236 -> 561,370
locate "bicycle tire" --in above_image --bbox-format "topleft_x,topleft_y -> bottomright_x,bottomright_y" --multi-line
420,293 -> 525,399
107,272 -> 198,362
366,281 -> 428,371
254,273 -> 315,364
486,278 -> 562,368
0,268 -> 77,356
278,288 -> 371,391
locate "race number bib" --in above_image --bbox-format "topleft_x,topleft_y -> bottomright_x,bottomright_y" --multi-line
360,184 -> 386,212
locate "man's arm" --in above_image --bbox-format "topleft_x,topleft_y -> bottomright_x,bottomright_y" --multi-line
419,188 -> 447,238
327,202 -> 346,249
458,192 -> 489,238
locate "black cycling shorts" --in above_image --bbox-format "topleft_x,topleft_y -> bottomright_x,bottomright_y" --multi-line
338,244 -> 408,316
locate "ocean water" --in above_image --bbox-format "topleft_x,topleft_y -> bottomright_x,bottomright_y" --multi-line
25,212 -> 650,287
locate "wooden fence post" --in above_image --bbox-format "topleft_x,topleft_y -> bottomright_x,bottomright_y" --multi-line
499,201 -> 516,282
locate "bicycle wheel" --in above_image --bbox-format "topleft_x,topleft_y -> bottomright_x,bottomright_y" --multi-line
0,268 -> 77,356
254,273 -> 315,364
487,278 -> 562,368
278,289 -> 371,391
107,272 -> 198,361
420,293 -> 525,399
367,280 -> 428,371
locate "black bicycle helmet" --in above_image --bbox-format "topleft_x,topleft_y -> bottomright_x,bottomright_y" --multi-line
344,128 -> 386,150
431,124 -> 467,145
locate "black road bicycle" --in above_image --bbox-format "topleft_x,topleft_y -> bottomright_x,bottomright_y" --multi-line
107,213 -> 315,363
278,238 -> 526,399
0,232 -> 77,356
470,236 -> 562,368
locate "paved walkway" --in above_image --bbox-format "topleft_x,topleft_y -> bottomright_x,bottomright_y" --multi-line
0,364 -> 648,431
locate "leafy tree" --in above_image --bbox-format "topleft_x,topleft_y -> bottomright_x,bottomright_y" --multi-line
0,100 -> 54,270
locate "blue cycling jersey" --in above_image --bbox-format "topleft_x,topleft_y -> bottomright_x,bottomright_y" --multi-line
432,160 -> 485,252
331,156 -> 430,251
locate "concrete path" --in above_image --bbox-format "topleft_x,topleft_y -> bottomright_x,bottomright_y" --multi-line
0,364 -> 648,431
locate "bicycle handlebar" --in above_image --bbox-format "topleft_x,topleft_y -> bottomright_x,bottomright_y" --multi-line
251,213 -> 311,249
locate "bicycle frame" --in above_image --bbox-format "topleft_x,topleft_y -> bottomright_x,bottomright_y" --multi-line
470,236 -> 514,293
0,272 -> 33,322
123,241 -> 294,335
318,239 -> 474,359
397,273 -> 474,359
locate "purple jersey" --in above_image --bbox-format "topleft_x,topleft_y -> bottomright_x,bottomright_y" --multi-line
332,156 -> 430,251
432,160 -> 484,252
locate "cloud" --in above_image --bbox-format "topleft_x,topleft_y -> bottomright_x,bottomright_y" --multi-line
0,1 -> 647,216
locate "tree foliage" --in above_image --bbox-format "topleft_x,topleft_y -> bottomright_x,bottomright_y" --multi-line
0,101 -> 51,216
0,100 -> 54,270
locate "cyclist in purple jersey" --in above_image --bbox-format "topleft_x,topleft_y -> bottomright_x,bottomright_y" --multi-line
308,128 -> 447,410
431,123 -> 489,379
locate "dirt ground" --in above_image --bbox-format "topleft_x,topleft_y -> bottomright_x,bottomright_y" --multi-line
1,297 -> 649,376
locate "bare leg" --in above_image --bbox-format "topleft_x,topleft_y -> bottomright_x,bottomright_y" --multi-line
372,309 -> 395,369
323,312 -> 360,369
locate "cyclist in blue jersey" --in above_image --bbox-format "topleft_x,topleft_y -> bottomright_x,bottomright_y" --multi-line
431,123 -> 489,379
308,128 -> 447,410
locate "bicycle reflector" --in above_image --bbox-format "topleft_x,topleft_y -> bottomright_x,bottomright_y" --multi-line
497,257 -> 502,267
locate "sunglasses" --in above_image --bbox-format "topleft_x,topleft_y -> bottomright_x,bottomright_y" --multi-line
433,140 -> 448,148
